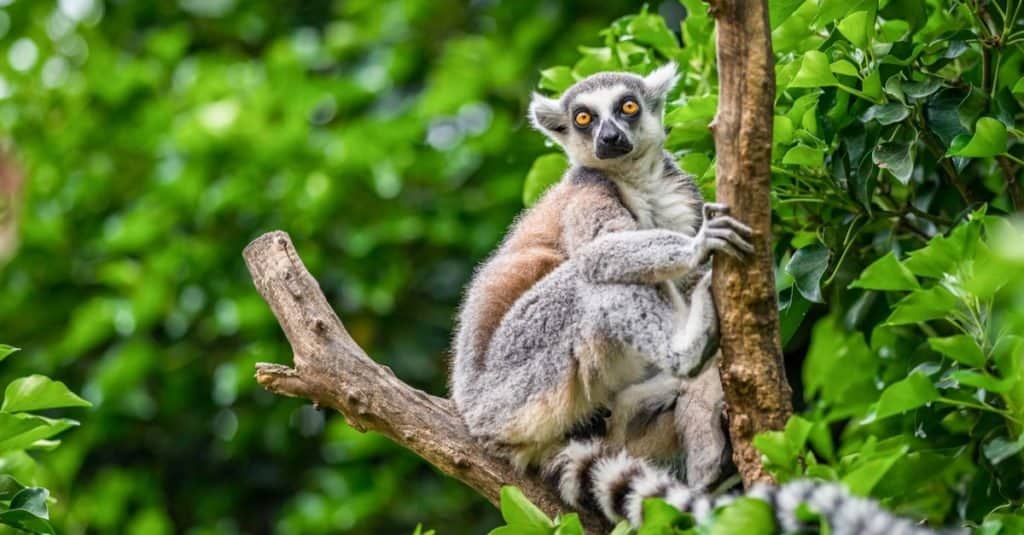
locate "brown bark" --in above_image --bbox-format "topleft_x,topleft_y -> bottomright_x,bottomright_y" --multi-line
243,231 -> 611,533
708,0 -> 794,487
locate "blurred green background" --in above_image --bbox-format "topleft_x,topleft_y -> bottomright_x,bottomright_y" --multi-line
0,0 -> 658,532
6,0 -> 1024,533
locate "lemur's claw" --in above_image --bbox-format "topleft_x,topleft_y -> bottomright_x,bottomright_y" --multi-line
701,203 -> 755,260
703,203 -> 730,220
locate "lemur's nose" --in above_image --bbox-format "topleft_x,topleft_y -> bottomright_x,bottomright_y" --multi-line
599,129 -> 624,144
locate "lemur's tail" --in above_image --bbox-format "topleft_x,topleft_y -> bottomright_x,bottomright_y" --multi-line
544,439 -> 960,535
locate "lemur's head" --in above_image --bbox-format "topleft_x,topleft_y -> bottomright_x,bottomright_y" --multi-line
528,63 -> 679,170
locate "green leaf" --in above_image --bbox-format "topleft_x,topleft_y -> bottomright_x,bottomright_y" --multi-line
947,117 -> 1008,158
788,51 -> 840,88
779,289 -> 811,346
925,90 -> 969,146
678,152 -> 712,178
0,413 -> 79,452
774,116 -> 795,146
803,317 -> 877,406
902,77 -> 942,99
948,370 -> 1012,393
928,335 -> 986,368
781,144 -> 825,167
1013,78 -> 1024,100
499,486 -> 553,531
770,0 -> 806,30
553,514 -> 584,535
0,346 -> 19,363
859,103 -> 910,125
0,487 -> 54,534
785,244 -> 830,303
538,67 -> 575,94
837,11 -> 872,49
784,415 -> 813,450
817,0 -> 873,26
609,521 -> 632,535
904,233 -> 963,278
753,430 -> 791,468
522,154 -> 568,207
873,373 -> 940,420
982,433 -> 1024,465
710,498 -> 775,535
637,498 -> 690,534
2,375 -> 92,413
10,488 -> 48,519
0,475 -> 26,501
627,14 -> 679,56
842,447 -> 905,495
885,285 -> 959,325
665,95 -> 717,144
830,59 -> 860,78
849,252 -> 920,291
0,510 -> 55,535
872,140 -> 914,183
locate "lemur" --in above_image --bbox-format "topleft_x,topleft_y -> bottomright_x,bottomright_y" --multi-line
450,64 -> 956,534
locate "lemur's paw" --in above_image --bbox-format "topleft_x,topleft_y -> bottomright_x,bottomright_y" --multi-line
699,203 -> 754,261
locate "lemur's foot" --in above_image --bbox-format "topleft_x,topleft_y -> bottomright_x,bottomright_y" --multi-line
698,203 -> 754,261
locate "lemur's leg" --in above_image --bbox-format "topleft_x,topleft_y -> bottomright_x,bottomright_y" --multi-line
574,204 -> 753,285
605,373 -> 682,464
670,270 -> 720,377
604,365 -> 730,490
674,362 -> 730,490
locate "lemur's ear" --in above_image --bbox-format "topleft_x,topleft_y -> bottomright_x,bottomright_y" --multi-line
528,93 -> 568,143
642,62 -> 680,111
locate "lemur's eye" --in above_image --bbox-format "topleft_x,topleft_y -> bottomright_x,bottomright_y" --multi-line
621,100 -> 639,115
574,111 -> 592,127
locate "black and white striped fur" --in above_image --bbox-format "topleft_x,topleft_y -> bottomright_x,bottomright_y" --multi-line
545,440 -> 964,534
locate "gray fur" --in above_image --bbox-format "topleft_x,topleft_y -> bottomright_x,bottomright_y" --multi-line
452,64 -> 753,519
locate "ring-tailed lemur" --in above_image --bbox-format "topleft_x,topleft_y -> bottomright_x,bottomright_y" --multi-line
450,64 -> 957,534
451,63 -> 744,481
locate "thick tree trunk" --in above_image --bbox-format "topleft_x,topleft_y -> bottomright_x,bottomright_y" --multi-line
709,0 -> 794,487
243,232 -> 611,533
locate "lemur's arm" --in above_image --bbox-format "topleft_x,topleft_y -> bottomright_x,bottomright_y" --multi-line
575,204 -> 753,285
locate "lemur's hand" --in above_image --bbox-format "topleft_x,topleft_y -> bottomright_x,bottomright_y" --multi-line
695,203 -> 754,263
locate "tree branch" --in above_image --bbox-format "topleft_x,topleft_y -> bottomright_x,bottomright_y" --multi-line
243,231 -> 611,533
708,0 -> 794,488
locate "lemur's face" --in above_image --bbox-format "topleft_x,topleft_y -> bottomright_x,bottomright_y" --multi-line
529,63 -> 678,171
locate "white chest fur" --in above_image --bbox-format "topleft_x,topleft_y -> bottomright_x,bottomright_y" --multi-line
615,168 -> 700,236
612,160 -> 702,323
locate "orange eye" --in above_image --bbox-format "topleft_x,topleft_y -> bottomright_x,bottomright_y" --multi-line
622,100 -> 639,115
574,111 -> 592,126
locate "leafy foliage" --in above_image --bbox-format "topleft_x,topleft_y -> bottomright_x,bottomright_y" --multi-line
0,345 -> 89,534
494,0 -> 1024,532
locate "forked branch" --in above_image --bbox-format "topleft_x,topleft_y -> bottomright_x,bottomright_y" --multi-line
243,231 -> 611,533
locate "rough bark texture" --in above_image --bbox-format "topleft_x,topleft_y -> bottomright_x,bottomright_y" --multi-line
709,0 -> 794,488
243,231 -> 611,533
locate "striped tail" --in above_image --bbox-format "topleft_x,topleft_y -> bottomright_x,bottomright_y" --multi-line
544,439 -> 962,535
